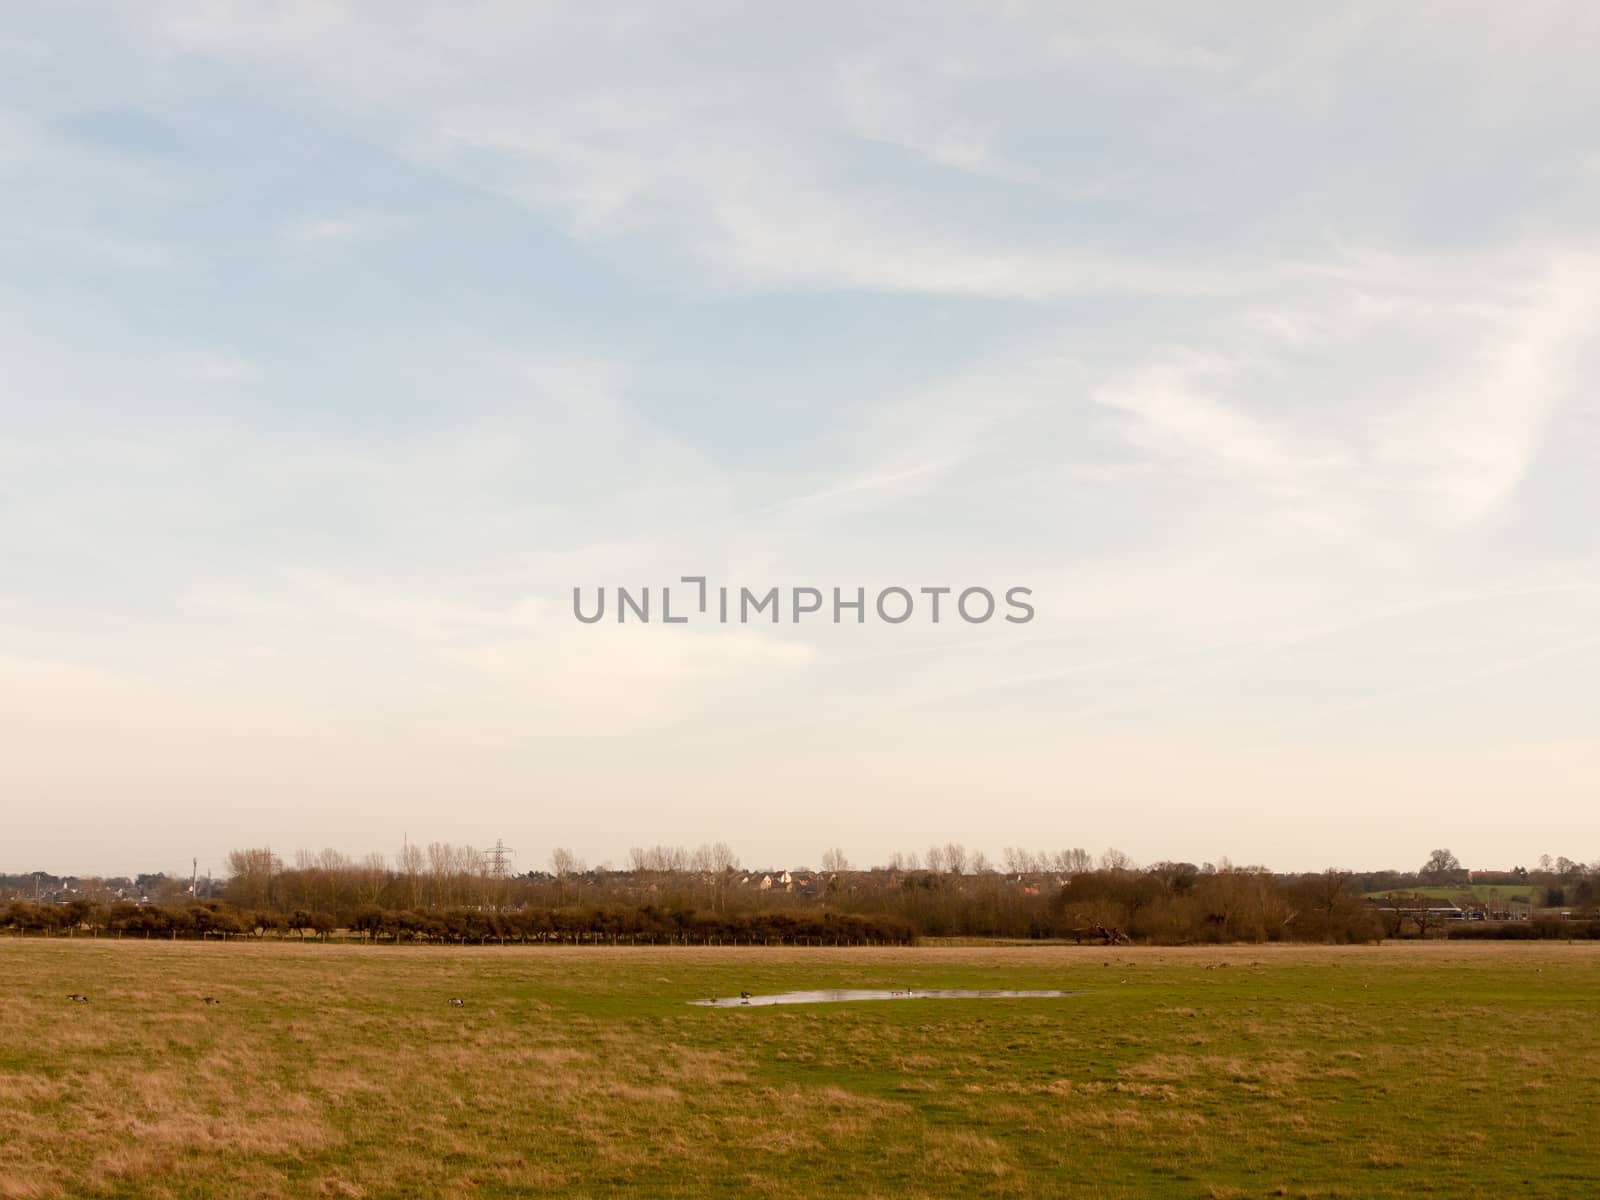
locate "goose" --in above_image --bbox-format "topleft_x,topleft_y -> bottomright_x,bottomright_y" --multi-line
448,997 -> 465,1006
202,997 -> 221,1006
67,994 -> 89,1002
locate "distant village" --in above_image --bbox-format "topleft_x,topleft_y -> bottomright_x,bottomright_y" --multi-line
4,847 -> 1595,946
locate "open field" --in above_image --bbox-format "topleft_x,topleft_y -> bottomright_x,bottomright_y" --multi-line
3,941 -> 1599,1199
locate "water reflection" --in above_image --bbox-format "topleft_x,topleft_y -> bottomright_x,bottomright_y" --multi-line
689,988 -> 1081,1008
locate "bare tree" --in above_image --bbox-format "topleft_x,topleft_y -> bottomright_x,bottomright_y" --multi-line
1311,869 -> 1355,917
1099,847 -> 1135,872
550,848 -> 583,878
820,847 -> 850,873
1420,848 -> 1461,881
1407,894 -> 1442,939
1056,848 -> 1092,875
224,848 -> 280,910
629,845 -> 690,873
398,841 -> 425,909
358,853 -> 388,907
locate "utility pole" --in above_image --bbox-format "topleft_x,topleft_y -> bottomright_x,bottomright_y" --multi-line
483,839 -> 515,913
484,839 -> 516,878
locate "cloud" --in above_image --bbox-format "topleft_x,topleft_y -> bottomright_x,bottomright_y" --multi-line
1093,353 -> 1330,492
113,5 -> 1286,299
162,349 -> 259,383
3,3 -> 1599,870
1371,255 -> 1600,524
282,211 -> 415,244
829,54 -> 1034,183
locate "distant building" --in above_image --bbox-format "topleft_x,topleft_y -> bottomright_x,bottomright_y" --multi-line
1369,897 -> 1464,920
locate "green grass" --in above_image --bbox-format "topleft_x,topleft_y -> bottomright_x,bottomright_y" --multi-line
3,940 -> 1598,1198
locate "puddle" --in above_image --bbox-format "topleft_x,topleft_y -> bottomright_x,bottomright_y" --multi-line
689,988 -> 1082,1008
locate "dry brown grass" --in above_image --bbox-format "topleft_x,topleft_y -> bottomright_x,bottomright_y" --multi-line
1,939 -> 1598,1197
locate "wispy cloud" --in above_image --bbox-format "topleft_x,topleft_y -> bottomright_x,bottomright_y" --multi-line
282,211 -> 416,244
3,3 -> 1598,871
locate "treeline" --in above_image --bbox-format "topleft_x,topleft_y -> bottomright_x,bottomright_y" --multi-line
0,899 -> 912,946
7,843 -> 1596,947
11,894 -> 1597,945
1447,918 -> 1600,941
216,845 -> 1397,943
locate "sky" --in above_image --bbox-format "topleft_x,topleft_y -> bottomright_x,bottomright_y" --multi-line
3,2 -> 1599,878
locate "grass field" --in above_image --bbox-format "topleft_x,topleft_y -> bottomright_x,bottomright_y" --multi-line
3,940 -> 1598,1199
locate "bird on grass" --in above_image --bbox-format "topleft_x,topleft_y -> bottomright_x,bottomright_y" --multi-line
449,997 -> 465,1006
202,997 -> 221,1006
67,993 -> 89,1003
